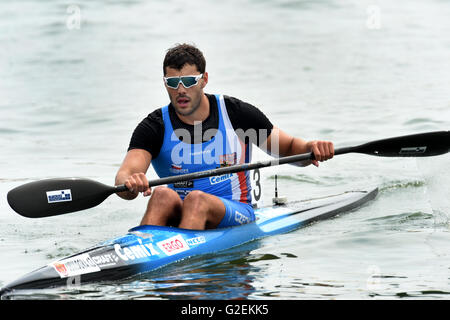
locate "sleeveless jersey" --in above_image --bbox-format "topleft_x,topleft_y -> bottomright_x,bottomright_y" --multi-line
151,94 -> 252,203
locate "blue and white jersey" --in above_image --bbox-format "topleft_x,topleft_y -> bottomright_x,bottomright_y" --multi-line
151,94 -> 252,203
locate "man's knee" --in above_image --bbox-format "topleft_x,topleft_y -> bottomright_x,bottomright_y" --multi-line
182,191 -> 209,219
141,187 -> 182,226
183,190 -> 206,204
145,187 -> 182,213
150,187 -> 180,202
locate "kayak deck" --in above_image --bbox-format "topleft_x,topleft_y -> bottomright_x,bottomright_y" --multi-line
0,188 -> 378,296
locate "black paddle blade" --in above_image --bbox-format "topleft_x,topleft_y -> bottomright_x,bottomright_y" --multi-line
354,131 -> 450,157
7,178 -> 117,218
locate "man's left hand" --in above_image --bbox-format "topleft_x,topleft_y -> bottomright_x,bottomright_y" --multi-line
306,140 -> 334,167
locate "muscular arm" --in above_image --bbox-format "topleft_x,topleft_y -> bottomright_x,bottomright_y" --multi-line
115,149 -> 152,200
262,126 -> 334,167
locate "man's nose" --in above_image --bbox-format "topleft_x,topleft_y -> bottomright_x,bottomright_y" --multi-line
177,81 -> 187,93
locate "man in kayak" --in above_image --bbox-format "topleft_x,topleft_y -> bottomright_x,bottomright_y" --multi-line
115,43 -> 334,230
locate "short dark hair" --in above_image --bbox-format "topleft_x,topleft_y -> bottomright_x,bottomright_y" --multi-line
163,43 -> 206,75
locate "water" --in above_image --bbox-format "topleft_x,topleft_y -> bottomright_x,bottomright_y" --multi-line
1,0 -> 449,300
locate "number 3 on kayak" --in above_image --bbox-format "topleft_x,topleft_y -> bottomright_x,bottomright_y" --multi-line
252,168 -> 262,203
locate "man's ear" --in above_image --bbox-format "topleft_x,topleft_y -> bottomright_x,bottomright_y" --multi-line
202,72 -> 209,88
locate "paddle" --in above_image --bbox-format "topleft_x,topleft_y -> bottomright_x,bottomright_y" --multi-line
7,130 -> 449,218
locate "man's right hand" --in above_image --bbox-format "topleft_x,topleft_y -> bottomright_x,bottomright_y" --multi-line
124,173 -> 152,197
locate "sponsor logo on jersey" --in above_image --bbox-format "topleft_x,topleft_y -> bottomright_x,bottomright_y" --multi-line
209,173 -> 233,185
170,163 -> 189,174
175,189 -> 192,196
219,152 -> 237,167
173,180 -> 194,188
46,189 -> 72,203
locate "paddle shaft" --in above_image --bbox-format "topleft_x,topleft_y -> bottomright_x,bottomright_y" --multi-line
115,151 -> 316,192
114,146 -> 361,193
115,130 -> 449,192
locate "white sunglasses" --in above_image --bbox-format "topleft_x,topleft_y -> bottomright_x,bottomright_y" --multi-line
163,74 -> 203,89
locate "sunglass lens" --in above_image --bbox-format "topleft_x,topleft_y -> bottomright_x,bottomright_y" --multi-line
180,76 -> 197,88
166,78 -> 180,88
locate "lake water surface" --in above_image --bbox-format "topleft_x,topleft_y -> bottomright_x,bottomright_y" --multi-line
1,0 -> 449,300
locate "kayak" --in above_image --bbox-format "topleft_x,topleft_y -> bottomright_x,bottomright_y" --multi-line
0,187 -> 378,296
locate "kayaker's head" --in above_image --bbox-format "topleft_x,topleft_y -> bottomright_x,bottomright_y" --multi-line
163,43 -> 208,118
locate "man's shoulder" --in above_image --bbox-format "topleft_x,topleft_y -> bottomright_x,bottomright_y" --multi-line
217,94 -> 273,135
205,93 -> 254,108
221,94 -> 262,116
128,107 -> 165,156
222,94 -> 247,106
140,107 -> 164,126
